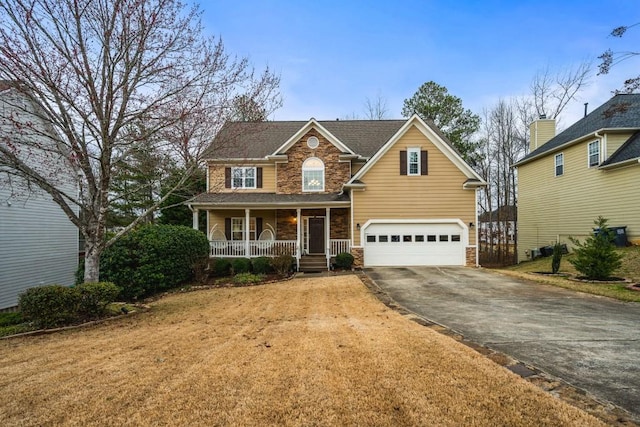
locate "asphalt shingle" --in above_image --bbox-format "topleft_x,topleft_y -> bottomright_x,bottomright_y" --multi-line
517,93 -> 640,165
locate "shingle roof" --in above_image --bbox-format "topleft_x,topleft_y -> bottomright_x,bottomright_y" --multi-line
203,119 -> 406,159
189,192 -> 350,206
516,94 -> 640,165
600,131 -> 640,166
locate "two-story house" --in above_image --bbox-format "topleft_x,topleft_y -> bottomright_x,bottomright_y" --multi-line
187,115 -> 486,271
514,93 -> 640,262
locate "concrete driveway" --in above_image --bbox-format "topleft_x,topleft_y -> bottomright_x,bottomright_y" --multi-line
366,266 -> 640,421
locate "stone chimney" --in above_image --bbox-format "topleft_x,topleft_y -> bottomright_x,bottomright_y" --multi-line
529,115 -> 556,152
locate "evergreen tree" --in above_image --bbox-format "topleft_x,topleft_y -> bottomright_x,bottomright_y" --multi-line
569,217 -> 623,280
402,81 -> 481,165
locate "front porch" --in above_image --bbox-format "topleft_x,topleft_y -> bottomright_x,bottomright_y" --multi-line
193,206 -> 352,271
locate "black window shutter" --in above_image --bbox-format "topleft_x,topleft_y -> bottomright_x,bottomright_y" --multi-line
256,167 -> 263,188
256,217 -> 263,237
399,151 -> 407,175
225,168 -> 231,188
421,151 -> 428,175
224,218 -> 231,240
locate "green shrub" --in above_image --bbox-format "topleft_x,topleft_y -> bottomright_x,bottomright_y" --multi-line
551,243 -> 563,274
569,216 -> 623,280
233,273 -> 265,285
231,258 -> 252,274
99,225 -> 210,300
271,254 -> 295,276
77,282 -> 121,319
335,252 -> 355,269
251,257 -> 273,274
19,285 -> 81,328
0,311 -> 24,327
213,258 -> 232,277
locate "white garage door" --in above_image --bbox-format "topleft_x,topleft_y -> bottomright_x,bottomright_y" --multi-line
363,222 -> 466,267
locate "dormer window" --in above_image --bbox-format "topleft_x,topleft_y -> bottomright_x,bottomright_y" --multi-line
302,157 -> 324,192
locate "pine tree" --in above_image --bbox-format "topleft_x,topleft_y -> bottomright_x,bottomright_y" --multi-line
569,217 -> 623,280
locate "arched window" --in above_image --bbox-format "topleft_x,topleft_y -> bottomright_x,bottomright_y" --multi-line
302,157 -> 324,192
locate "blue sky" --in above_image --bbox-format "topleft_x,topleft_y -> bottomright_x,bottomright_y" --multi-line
203,1 -> 639,126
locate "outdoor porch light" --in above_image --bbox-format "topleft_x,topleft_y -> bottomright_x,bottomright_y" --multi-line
469,222 -> 475,228
356,223 -> 361,230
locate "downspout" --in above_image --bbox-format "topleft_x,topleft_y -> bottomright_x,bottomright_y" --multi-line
595,130 -> 603,160
475,188 -> 480,267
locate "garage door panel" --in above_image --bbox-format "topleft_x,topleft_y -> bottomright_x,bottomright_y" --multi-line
364,222 -> 465,267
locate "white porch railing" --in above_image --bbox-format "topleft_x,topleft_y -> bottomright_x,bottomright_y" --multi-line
210,240 -> 297,258
330,239 -> 351,256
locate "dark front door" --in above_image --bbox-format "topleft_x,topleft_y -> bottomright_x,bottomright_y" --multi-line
308,217 -> 325,254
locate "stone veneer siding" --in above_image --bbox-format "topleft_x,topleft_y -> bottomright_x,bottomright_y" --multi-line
466,247 -> 477,267
350,247 -> 364,268
276,130 -> 351,194
275,208 -> 350,241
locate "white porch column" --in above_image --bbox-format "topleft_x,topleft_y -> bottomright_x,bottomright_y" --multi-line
192,208 -> 199,231
296,208 -> 302,264
245,208 -> 250,257
326,207 -> 331,268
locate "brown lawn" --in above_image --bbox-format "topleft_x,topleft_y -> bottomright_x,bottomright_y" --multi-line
0,276 -> 603,426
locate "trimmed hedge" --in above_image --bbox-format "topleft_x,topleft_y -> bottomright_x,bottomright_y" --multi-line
251,257 -> 272,274
335,252 -> 354,269
18,282 -> 120,328
19,285 -> 80,328
99,225 -> 210,300
231,258 -> 252,274
213,258 -> 232,277
78,282 -> 121,318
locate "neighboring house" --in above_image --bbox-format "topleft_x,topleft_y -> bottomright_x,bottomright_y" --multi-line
187,115 -> 486,271
478,205 -> 517,245
0,82 -> 78,310
514,93 -> 640,262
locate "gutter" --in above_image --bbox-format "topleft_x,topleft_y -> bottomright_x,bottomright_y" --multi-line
599,157 -> 640,170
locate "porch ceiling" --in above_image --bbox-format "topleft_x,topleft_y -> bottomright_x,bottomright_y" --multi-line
188,192 -> 350,209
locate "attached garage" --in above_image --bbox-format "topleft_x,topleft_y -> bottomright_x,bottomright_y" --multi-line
362,220 -> 467,267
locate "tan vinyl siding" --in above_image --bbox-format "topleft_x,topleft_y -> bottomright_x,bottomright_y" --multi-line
208,210 -> 277,239
606,132 -> 635,158
517,140 -> 640,262
352,126 -> 476,246
208,164 -> 276,193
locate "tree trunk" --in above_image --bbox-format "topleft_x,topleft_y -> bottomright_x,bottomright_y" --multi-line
83,244 -> 101,283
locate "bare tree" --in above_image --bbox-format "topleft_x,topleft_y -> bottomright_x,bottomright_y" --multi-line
363,93 -> 389,120
599,23 -> 640,93
0,0 -> 281,282
478,98 -> 534,265
530,62 -> 592,120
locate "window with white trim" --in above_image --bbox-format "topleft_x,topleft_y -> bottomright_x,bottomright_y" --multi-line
588,141 -> 600,167
231,217 -> 256,241
555,153 -> 564,176
232,167 -> 256,189
407,148 -> 420,176
302,157 -> 324,192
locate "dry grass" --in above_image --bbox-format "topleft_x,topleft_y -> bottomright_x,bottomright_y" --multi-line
0,276 -> 604,426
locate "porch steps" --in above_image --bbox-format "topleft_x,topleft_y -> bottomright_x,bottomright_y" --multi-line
298,255 -> 328,272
